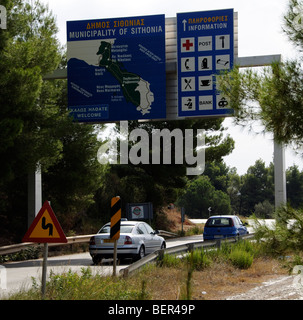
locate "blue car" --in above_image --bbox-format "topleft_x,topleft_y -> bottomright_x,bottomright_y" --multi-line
203,215 -> 248,240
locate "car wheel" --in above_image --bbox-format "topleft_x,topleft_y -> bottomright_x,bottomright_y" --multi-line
161,242 -> 166,249
92,255 -> 102,265
136,245 -> 145,260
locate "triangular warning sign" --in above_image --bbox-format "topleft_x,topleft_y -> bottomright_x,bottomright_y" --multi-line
23,201 -> 67,243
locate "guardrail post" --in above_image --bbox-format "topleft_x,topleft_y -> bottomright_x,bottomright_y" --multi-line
187,243 -> 194,252
122,268 -> 129,278
216,239 -> 221,249
158,249 -> 165,261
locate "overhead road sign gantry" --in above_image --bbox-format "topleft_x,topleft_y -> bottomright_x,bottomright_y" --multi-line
67,14 -> 166,122
45,14 -> 282,122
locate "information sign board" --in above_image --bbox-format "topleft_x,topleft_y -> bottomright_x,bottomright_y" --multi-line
126,202 -> 153,221
67,14 -> 166,122
177,9 -> 234,118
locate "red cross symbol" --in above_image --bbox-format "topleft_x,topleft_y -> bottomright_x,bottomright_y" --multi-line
182,39 -> 194,51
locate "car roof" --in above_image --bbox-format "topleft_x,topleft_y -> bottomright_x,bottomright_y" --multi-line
104,220 -> 145,225
208,215 -> 237,219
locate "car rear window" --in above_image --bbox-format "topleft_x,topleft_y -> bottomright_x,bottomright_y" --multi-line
98,225 -> 134,234
205,218 -> 233,227
120,225 -> 134,233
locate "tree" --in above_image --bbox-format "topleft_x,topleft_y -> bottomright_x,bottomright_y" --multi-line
0,0 -> 65,241
0,0 -> 63,184
226,167 -> 242,214
176,176 -> 231,218
0,1 -> 103,241
218,0 -> 303,152
239,160 -> 274,216
204,161 -> 230,192
93,118 -> 234,223
254,200 -> 274,218
286,165 -> 303,208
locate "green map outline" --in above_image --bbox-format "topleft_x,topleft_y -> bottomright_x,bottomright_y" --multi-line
96,41 -> 141,107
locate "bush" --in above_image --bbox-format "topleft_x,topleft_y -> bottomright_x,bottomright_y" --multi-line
229,249 -> 254,269
0,246 -> 42,263
185,249 -> 210,271
158,240 -> 258,271
157,253 -> 182,268
254,206 -> 303,256
8,267 -> 148,300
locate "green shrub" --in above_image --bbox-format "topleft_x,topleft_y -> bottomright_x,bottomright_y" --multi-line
186,226 -> 203,236
229,249 -> 253,269
157,253 -> 182,268
254,207 -> 303,256
185,249 -> 210,271
0,246 -> 42,263
8,267 -> 148,300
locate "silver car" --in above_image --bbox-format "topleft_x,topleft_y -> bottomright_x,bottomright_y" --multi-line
89,220 -> 166,264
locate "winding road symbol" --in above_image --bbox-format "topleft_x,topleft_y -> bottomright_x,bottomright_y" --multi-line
42,217 -> 53,236
22,201 -> 67,243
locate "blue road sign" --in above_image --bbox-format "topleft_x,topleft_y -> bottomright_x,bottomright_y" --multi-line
177,9 -> 234,118
67,14 -> 166,122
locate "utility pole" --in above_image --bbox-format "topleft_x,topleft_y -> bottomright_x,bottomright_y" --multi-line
274,140 -> 287,208
28,164 -> 42,228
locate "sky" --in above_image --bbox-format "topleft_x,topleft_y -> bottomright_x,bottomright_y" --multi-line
40,0 -> 303,175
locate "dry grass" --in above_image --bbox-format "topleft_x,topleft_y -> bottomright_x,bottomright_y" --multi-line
141,209 -> 287,300
164,208 -> 197,233
129,257 -> 287,300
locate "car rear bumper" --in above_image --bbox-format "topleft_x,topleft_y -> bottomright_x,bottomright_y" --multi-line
89,245 -> 138,258
203,234 -> 237,240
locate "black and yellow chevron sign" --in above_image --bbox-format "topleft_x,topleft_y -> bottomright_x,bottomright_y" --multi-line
110,196 -> 121,240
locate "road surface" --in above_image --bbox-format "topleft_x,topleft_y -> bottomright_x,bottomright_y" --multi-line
226,275 -> 303,300
1,220 -> 301,299
0,235 -> 203,298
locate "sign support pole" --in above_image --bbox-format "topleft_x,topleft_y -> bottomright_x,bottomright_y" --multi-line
181,207 -> 185,234
41,242 -> 48,299
113,240 -> 118,277
22,200 -> 67,299
28,164 -> 42,228
274,139 -> 287,208
110,196 -> 121,277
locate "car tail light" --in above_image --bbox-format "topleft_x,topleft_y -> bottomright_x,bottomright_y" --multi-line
124,236 -> 132,244
230,219 -> 234,227
89,236 -> 95,245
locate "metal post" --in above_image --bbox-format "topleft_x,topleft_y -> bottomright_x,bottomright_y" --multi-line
181,207 -> 185,233
41,242 -> 48,299
28,164 -> 42,228
113,240 -> 117,277
216,239 -> 221,249
274,140 -> 287,208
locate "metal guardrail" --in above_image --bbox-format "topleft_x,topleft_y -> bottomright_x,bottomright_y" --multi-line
1,231 -> 254,277
0,230 -> 177,256
0,234 -> 95,256
120,233 -> 255,277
